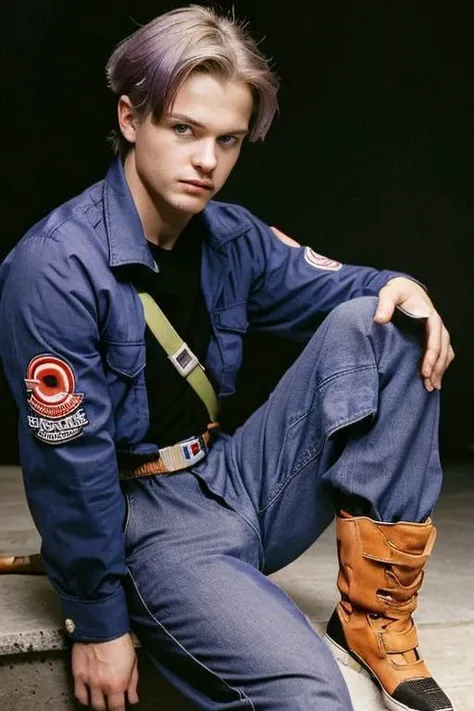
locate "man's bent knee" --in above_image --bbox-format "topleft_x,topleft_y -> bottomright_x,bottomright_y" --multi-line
328,296 -> 378,328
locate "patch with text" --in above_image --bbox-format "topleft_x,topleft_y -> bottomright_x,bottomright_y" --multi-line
24,354 -> 88,444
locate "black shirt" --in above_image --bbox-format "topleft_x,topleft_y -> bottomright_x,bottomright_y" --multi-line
142,218 -> 213,447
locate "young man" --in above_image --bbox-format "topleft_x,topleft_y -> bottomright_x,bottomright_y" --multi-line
0,5 -> 455,711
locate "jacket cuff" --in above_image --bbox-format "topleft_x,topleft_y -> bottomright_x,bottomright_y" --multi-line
60,584 -> 130,642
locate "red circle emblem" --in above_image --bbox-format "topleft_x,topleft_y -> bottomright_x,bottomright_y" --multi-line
25,355 -> 83,419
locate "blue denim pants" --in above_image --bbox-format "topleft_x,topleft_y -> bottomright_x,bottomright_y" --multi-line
122,296 -> 442,710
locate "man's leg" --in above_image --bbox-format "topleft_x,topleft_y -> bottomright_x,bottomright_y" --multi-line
216,296 -> 452,711
123,470 -> 353,711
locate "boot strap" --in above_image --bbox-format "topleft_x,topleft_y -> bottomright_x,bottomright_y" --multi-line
336,516 -> 435,616
381,621 -> 419,654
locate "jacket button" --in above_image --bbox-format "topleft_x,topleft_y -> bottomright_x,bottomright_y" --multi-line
64,618 -> 76,634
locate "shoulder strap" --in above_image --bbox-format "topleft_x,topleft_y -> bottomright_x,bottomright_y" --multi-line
137,291 -> 219,423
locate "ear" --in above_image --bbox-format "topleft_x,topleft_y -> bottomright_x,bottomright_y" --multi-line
117,95 -> 138,145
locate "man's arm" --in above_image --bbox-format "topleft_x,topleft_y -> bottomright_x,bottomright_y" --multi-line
0,233 -> 129,642
245,216 -> 410,339
246,217 -> 454,389
0,233 -> 140,710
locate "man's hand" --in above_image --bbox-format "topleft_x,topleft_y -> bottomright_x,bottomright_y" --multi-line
72,632 -> 139,711
374,277 -> 455,392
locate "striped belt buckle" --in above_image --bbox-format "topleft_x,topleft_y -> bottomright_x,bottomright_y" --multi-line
158,433 -> 209,471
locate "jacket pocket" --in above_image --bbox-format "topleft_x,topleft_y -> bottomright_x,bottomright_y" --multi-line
105,342 -> 146,379
103,341 -> 148,443
213,304 -> 248,395
215,303 -> 248,333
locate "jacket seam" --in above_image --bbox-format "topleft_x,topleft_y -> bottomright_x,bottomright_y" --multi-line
208,221 -> 253,247
36,204 -> 100,244
102,339 -> 145,347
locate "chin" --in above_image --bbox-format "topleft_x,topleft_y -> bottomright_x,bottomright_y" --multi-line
168,194 -> 211,215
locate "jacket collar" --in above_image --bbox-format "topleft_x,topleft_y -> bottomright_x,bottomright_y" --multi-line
102,157 -> 251,268
103,158 -> 158,272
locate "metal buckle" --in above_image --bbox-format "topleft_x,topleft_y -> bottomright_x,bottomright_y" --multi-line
168,343 -> 199,378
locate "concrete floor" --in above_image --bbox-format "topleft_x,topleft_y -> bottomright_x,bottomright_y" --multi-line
0,462 -> 473,710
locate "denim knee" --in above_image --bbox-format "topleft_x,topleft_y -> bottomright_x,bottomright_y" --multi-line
327,296 -> 378,332
324,296 -> 423,364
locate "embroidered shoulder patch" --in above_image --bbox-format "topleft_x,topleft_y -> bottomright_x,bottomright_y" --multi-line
303,247 -> 342,271
24,354 -> 88,444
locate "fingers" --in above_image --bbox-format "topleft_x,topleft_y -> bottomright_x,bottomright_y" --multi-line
75,683 -> 128,711
374,282 -> 455,392
104,663 -> 139,711
374,288 -> 396,324
421,313 -> 442,391
422,315 -> 454,391
89,686 -> 107,711
431,325 -> 449,389
105,690 -> 127,711
431,327 -> 455,389
127,660 -> 140,705
71,636 -> 137,710
447,344 -> 455,364
74,678 -> 89,707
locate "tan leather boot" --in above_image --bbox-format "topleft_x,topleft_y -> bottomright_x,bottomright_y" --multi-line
0,553 -> 44,574
325,513 -> 454,711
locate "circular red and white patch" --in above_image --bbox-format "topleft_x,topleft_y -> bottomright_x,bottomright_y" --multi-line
304,247 -> 342,271
24,354 -> 84,419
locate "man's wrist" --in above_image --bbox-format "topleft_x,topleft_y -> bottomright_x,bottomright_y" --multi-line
60,584 -> 130,642
385,275 -> 428,292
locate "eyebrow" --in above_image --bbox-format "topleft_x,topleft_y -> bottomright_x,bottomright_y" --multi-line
167,112 -> 249,136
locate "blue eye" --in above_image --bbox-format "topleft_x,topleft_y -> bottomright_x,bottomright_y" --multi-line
174,124 -> 192,135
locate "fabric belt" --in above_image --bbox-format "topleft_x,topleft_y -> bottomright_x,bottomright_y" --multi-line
119,428 -> 215,480
138,291 -> 219,422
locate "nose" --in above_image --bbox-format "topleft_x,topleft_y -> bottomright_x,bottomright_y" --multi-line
192,139 -> 217,173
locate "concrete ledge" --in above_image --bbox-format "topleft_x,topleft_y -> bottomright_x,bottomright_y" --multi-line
0,576 -> 66,656
0,649 -> 195,711
0,575 -> 194,710
0,576 -> 194,709
0,651 -> 75,710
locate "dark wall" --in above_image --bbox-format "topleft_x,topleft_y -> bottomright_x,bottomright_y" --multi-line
1,1 -> 472,461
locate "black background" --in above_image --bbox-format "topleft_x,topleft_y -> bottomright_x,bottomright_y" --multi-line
1,1 -> 473,463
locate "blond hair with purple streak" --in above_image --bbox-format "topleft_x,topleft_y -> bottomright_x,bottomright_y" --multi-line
106,4 -> 280,156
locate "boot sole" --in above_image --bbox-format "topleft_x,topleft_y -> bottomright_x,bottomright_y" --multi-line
324,633 -> 455,711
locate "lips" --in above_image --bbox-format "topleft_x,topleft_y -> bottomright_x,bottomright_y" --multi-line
181,180 -> 213,190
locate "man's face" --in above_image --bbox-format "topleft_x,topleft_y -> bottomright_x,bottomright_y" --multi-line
121,72 -> 254,217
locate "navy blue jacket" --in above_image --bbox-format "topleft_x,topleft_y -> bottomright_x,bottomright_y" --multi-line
0,159 -> 406,641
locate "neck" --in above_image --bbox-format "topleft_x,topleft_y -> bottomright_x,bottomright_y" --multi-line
123,151 -> 190,249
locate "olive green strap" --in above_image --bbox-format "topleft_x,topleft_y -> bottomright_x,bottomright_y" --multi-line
138,291 -> 219,422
